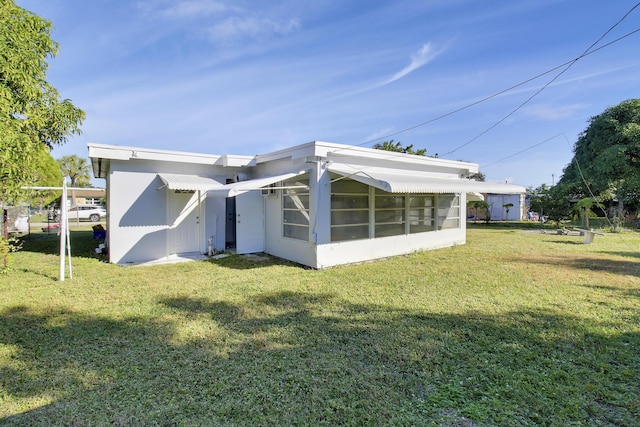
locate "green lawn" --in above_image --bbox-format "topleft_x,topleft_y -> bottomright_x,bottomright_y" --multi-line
1,226 -> 639,426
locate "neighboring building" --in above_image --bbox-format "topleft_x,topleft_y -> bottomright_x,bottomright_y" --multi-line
486,193 -> 525,221
466,193 -> 525,221
65,188 -> 105,207
88,141 -> 525,268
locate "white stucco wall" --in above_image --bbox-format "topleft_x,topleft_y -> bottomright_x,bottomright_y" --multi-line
107,159 -> 230,264
487,194 -> 523,221
313,192 -> 468,269
315,228 -> 466,269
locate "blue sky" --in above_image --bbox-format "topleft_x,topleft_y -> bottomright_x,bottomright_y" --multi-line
16,0 -> 640,188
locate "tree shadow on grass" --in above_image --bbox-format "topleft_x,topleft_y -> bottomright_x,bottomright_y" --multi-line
599,250 -> 640,260
1,292 -> 638,426
205,253 -> 307,271
18,231 -> 102,259
516,253 -> 640,279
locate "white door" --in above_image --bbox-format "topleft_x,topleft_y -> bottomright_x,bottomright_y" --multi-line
235,191 -> 264,254
168,191 -> 200,254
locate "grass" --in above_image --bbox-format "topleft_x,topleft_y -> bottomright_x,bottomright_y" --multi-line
1,226 -> 639,426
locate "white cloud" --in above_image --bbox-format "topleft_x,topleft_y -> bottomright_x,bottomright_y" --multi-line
207,16 -> 301,42
384,43 -> 442,85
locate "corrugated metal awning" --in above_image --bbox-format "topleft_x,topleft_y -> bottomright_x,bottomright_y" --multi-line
328,164 -> 526,194
207,170 -> 310,197
157,174 -> 224,192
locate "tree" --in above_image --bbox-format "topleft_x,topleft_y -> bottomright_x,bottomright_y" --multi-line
57,155 -> 92,187
528,184 -> 571,226
558,99 -> 640,222
467,200 -> 489,223
467,172 -> 486,182
57,154 -> 92,206
33,146 -> 63,208
574,197 -> 604,230
373,140 -> 427,156
0,1 -> 85,206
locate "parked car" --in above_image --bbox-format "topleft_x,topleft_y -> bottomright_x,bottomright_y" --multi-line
67,205 -> 107,222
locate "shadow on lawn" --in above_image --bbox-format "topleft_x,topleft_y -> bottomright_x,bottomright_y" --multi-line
206,253 -> 307,271
1,293 -> 638,426
599,250 -> 640,260
18,231 -> 102,259
517,252 -> 640,279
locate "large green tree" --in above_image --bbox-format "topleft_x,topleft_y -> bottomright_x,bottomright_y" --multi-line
558,99 -> 640,220
528,183 -> 570,225
0,1 -> 85,205
34,147 -> 63,207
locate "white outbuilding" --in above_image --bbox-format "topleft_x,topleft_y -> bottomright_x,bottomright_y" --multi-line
88,141 -> 525,268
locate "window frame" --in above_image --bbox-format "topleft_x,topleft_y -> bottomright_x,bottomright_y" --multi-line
330,175 -> 461,242
282,175 -> 311,241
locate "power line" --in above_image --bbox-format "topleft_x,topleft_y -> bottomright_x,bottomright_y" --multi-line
481,133 -> 564,169
349,15 -> 639,151
558,134 -> 637,250
440,2 -> 640,157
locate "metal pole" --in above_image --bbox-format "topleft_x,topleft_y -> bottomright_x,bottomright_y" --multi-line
60,180 -> 67,281
67,216 -> 72,279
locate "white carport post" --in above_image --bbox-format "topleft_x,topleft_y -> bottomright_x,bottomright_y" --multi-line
60,180 -> 72,281
22,180 -> 73,281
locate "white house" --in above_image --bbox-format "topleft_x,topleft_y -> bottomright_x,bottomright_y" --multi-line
486,193 -> 525,221
88,141 -> 525,268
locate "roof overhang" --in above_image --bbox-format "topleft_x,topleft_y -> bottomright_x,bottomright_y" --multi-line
328,164 -> 526,194
156,170 -> 310,197
157,174 -> 224,192
207,170 -> 310,197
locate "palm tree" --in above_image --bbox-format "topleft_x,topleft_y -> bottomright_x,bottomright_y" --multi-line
57,155 -> 92,206
57,155 -> 91,187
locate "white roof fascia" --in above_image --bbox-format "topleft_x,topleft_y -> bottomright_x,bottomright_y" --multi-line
88,143 -> 232,166
329,164 -> 525,194
254,141 -> 479,175
220,154 -> 257,167
254,141 -> 319,163
323,142 -> 477,170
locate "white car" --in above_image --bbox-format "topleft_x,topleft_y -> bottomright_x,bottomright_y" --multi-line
67,205 -> 107,222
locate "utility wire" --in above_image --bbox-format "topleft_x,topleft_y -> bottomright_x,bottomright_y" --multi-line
329,6 -> 640,173
558,134 -> 637,251
481,133 -> 564,169
440,2 -> 640,157
349,22 -> 639,151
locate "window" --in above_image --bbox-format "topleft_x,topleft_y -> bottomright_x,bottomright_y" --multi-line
374,189 -> 405,237
84,197 -> 102,206
330,177 -> 369,241
438,195 -> 460,230
262,183 -> 276,196
330,176 -> 461,242
283,175 -> 310,241
409,195 -> 435,233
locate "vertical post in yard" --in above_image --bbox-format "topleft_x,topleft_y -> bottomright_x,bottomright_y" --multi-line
3,209 -> 8,269
66,212 -> 72,279
60,180 -> 68,281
